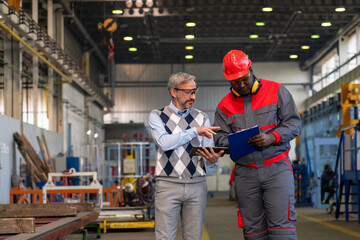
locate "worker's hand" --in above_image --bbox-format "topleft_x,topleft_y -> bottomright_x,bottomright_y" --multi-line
249,133 -> 276,147
196,126 -> 220,139
196,146 -> 224,163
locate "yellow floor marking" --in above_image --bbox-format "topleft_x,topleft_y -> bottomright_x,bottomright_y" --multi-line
202,224 -> 210,240
298,213 -> 360,238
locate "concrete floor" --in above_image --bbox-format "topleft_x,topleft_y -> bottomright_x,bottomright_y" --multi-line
66,191 -> 360,240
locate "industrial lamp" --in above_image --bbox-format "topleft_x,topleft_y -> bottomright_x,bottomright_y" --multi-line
125,0 -> 133,8
135,0 -> 143,8
145,0 -> 154,7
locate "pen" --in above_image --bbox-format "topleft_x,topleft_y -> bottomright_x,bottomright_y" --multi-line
233,117 -> 238,132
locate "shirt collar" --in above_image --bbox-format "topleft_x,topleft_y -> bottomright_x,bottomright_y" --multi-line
170,101 -> 189,115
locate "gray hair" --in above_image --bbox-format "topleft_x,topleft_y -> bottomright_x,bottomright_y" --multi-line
167,72 -> 196,93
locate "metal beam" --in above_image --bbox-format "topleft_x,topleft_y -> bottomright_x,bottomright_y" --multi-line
103,80 -> 308,88
300,13 -> 360,70
265,11 -> 302,58
61,1 -> 107,68
159,37 -> 273,44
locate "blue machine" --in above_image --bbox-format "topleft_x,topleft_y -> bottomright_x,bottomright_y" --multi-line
66,156 -> 80,172
66,156 -> 80,185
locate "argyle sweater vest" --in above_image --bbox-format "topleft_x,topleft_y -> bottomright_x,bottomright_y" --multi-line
152,106 -> 208,181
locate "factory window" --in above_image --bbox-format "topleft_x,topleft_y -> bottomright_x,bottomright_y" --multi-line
347,32 -> 357,72
313,31 -> 360,94
22,85 -> 34,125
312,49 -> 339,93
38,112 -> 49,130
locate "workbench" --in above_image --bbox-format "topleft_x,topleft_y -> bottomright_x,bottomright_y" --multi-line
0,210 -> 99,240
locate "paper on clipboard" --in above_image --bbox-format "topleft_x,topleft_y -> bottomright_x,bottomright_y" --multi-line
227,125 -> 261,159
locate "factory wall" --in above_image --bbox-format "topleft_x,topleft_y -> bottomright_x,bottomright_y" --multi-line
106,62 -> 310,126
0,114 -> 62,204
62,84 -> 86,156
62,84 -> 104,170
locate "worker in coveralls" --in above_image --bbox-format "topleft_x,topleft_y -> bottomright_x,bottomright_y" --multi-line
149,72 -> 224,240
214,50 -> 301,240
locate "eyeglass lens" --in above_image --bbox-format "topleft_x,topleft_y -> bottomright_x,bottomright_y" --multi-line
175,88 -> 199,95
231,73 -> 250,85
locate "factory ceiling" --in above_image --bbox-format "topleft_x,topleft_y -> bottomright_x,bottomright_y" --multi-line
22,0 -> 360,66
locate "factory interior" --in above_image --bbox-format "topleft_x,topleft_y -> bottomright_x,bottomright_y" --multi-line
0,0 -> 360,239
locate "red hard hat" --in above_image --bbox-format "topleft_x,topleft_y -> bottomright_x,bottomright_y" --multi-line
222,50 -> 252,81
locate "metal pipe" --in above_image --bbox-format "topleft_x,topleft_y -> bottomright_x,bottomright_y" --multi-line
60,2 -> 107,68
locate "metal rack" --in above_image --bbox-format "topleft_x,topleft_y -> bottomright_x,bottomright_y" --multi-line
105,142 -> 155,187
42,168 -> 103,208
335,124 -> 360,223
293,165 -> 311,206
0,1 -> 112,108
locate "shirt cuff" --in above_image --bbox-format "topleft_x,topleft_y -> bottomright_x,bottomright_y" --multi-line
205,160 -> 218,168
272,132 -> 281,144
189,127 -> 198,138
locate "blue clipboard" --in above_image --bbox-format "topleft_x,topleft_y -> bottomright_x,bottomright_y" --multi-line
227,125 -> 261,159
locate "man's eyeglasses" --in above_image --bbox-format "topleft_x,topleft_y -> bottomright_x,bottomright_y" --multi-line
174,88 -> 199,95
231,72 -> 250,85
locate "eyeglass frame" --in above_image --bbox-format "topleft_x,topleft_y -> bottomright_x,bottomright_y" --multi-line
174,87 -> 199,95
230,72 -> 251,85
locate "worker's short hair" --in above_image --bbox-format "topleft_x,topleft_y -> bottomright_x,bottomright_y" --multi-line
167,72 -> 196,92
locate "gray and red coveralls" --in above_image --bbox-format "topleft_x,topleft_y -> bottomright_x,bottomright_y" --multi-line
214,79 -> 301,240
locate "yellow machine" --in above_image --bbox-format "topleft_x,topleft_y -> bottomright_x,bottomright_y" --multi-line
337,83 -> 360,136
99,143 -> 155,231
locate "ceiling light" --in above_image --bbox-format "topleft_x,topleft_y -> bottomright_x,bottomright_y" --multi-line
321,22 -> 332,27
311,35 -> 320,39
249,34 -> 259,39
94,133 -> 98,138
185,46 -> 194,50
87,130 -> 92,135
125,0 -> 133,8
262,7 -> 273,12
301,45 -> 310,50
124,36 -> 133,41
185,35 -> 195,39
145,0 -> 154,7
185,55 -> 193,59
289,55 -> 298,59
335,7 -> 346,12
255,22 -> 265,26
112,9 -> 123,14
186,22 -> 196,27
135,0 -> 143,8
129,47 -> 137,51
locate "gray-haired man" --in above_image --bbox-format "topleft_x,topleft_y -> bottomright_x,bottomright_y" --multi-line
149,72 -> 224,240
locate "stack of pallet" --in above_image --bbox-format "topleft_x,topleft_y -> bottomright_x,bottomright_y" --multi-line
0,203 -> 95,234
13,132 -> 55,182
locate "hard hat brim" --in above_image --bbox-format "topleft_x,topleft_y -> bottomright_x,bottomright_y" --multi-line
223,70 -> 249,81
